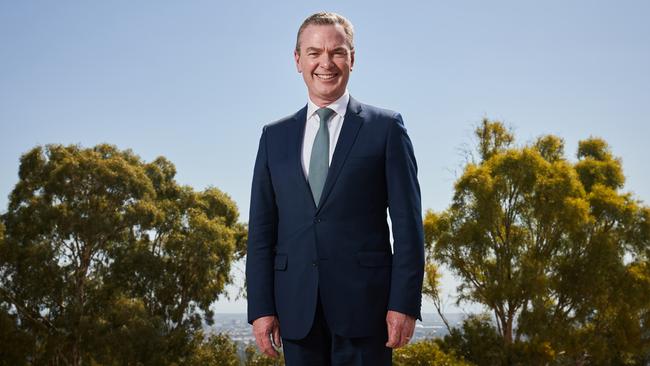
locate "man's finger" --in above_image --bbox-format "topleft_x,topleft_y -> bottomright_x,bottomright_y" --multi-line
385,322 -> 401,348
272,324 -> 282,349
255,330 -> 278,357
398,319 -> 416,348
397,327 -> 410,348
254,332 -> 264,352
262,335 -> 279,357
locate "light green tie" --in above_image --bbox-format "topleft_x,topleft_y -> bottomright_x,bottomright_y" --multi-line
309,108 -> 335,207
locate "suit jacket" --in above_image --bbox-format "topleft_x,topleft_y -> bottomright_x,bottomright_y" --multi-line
246,96 -> 424,340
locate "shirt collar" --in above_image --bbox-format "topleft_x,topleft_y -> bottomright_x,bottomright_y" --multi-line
307,90 -> 350,121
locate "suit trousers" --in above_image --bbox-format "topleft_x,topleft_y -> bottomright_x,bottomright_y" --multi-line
281,292 -> 392,366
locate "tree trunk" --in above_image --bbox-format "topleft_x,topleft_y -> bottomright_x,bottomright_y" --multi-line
504,316 -> 513,345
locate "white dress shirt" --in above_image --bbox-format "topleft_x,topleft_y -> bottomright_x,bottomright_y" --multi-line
301,91 -> 350,178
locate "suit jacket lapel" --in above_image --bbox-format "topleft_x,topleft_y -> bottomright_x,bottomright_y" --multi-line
316,96 -> 363,213
289,105 -> 316,210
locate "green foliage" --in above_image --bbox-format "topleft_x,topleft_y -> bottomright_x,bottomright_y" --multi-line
243,343 -> 285,366
186,332 -> 240,366
534,135 -> 564,163
422,262 -> 442,302
0,304 -> 32,366
437,314 -> 506,366
475,118 -> 514,161
393,339 -> 473,366
426,121 -> 650,364
0,144 -> 247,365
575,137 -> 625,191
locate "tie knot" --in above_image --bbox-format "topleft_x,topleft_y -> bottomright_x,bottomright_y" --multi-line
315,108 -> 335,124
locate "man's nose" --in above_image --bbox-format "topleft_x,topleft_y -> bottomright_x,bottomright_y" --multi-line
318,53 -> 334,68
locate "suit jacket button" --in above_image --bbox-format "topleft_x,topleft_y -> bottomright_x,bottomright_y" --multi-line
312,261 -> 318,267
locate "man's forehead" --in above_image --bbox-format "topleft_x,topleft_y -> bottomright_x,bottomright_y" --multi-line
300,24 -> 349,46
304,45 -> 349,51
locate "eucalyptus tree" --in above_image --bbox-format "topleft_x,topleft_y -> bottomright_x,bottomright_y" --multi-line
0,144 -> 246,365
425,120 -> 650,364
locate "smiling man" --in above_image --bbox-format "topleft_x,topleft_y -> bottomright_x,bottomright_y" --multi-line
246,12 -> 424,365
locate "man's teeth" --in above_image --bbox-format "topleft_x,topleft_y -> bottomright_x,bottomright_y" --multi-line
316,74 -> 336,80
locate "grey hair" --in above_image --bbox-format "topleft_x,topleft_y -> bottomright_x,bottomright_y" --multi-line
295,12 -> 355,53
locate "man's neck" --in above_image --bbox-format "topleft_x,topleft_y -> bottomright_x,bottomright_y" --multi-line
307,91 -> 350,119
309,92 -> 346,108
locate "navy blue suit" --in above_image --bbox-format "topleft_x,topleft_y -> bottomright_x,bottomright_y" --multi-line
246,97 -> 424,342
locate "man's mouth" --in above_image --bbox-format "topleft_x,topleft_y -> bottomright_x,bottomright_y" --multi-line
314,73 -> 337,80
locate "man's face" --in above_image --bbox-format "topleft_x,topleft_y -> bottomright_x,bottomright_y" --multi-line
294,24 -> 355,106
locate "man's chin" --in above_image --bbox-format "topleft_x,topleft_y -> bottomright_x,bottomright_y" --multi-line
314,87 -> 344,100
313,83 -> 337,93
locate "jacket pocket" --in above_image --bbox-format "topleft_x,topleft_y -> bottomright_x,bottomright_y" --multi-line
274,254 -> 288,271
357,251 -> 392,267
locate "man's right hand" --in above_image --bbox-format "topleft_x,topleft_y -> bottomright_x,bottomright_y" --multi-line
252,315 -> 282,357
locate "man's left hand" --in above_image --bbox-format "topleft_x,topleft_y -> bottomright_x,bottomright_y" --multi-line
385,310 -> 416,348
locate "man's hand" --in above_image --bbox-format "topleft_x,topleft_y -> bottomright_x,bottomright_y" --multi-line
252,315 -> 282,357
385,310 -> 416,348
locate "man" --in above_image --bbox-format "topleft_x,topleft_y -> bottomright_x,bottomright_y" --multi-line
246,12 -> 424,365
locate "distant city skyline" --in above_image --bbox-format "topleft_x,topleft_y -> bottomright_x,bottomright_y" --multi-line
210,312 -> 468,344
1,1 -> 648,314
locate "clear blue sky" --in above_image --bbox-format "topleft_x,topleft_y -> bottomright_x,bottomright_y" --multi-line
1,1 -> 649,314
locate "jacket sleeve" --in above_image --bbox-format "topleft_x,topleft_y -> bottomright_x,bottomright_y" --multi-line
246,125 -> 279,324
385,113 -> 425,321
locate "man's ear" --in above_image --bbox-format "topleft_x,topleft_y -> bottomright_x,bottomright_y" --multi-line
294,50 -> 302,73
350,50 -> 355,71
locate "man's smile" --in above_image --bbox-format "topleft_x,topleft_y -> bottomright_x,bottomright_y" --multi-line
314,72 -> 338,80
